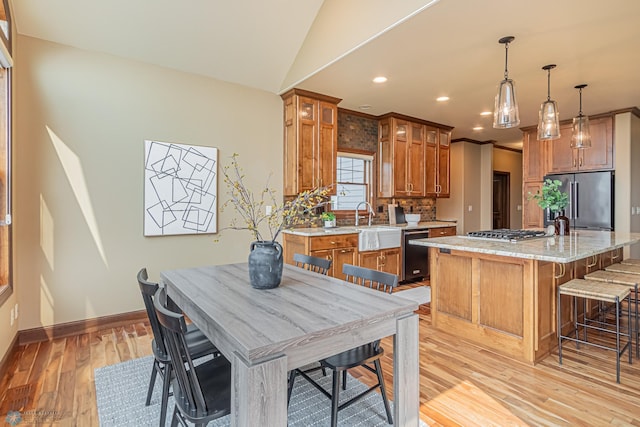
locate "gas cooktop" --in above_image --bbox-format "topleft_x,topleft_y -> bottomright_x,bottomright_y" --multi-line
467,229 -> 547,243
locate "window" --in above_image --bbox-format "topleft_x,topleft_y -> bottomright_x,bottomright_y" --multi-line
0,0 -> 12,306
331,152 -> 374,211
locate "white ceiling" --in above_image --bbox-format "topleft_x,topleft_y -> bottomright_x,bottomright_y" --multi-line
11,0 -> 640,146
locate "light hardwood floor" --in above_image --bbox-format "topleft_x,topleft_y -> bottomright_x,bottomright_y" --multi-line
1,290 -> 640,426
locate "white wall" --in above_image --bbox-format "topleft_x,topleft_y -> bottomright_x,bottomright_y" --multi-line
13,35 -> 283,333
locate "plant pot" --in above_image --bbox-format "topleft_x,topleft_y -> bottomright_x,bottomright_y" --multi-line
553,211 -> 570,236
324,219 -> 336,228
248,241 -> 283,289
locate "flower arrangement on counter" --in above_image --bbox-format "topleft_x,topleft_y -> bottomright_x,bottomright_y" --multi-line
220,153 -> 330,242
528,178 -> 569,213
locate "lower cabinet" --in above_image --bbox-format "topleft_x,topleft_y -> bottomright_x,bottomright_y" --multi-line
282,233 -> 358,280
523,181 -> 544,229
358,248 -> 401,277
310,247 -> 357,281
282,232 -> 402,280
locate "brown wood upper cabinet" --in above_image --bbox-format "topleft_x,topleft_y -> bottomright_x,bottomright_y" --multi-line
379,114 -> 452,198
522,130 -> 547,182
380,118 -> 425,197
281,89 -> 341,196
547,115 -> 613,173
429,128 -> 450,197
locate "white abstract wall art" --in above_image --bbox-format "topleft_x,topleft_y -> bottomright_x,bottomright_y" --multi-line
144,140 -> 218,236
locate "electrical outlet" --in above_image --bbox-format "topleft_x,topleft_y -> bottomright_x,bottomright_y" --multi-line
468,205 -> 473,212
265,205 -> 272,215
517,205 -> 522,211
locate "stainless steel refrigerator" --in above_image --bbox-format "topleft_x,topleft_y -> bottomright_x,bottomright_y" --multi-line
543,171 -> 614,230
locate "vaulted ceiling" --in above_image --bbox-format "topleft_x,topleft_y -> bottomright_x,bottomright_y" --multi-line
11,0 -> 640,146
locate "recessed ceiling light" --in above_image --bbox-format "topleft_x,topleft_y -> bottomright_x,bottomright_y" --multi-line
436,96 -> 450,102
473,126 -> 484,131
480,111 -> 492,116
359,105 -> 371,110
373,76 -> 387,83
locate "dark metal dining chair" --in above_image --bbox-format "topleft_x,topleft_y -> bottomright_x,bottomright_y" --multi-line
289,264 -> 397,427
153,287 -> 232,427
293,253 -> 333,275
136,268 -> 219,427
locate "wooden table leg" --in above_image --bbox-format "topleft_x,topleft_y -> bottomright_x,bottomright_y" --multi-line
231,352 -> 288,427
394,312 -> 420,426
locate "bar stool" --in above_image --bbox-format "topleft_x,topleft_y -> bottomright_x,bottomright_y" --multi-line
558,279 -> 632,383
606,263 -> 640,275
584,270 -> 639,356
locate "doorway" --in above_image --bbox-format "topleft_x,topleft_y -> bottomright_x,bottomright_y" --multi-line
493,171 -> 510,229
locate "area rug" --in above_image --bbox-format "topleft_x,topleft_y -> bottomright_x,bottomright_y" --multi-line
95,355 -> 426,426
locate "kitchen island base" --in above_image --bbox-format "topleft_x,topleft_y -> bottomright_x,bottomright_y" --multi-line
429,246 -> 624,364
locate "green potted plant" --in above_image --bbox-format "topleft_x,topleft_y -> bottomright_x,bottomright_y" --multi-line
528,179 -> 569,235
321,211 -> 336,228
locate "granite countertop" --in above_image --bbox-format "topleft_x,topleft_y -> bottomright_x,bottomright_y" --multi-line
409,230 -> 640,263
282,221 -> 456,237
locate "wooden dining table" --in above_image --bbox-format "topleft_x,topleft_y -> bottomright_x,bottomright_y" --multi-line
160,262 -> 420,426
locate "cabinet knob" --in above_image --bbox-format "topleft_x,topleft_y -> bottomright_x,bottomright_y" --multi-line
331,241 -> 337,245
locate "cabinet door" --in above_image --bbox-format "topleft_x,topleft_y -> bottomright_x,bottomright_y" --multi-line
437,130 -> 451,197
333,247 -> 357,281
523,130 -> 547,181
424,127 -> 438,196
378,119 -> 393,197
523,182 -> 544,228
297,96 -> 319,192
408,123 -> 425,196
380,248 -> 401,277
579,116 -> 613,171
547,124 -> 576,173
318,101 -> 337,193
359,251 -> 380,272
393,120 -> 409,196
283,95 -> 297,196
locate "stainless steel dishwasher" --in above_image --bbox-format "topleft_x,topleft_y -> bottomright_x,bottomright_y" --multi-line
402,228 -> 430,282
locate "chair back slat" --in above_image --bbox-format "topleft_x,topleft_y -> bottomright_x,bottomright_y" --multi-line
136,268 -> 168,355
293,253 -> 332,275
342,264 -> 398,294
153,287 -> 208,415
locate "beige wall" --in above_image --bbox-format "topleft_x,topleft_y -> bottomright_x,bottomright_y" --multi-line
12,36 -> 283,336
615,112 -> 640,258
436,141 -> 485,234
493,147 -> 523,229
436,143 -> 464,233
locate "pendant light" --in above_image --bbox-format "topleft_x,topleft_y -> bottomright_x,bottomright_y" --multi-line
537,64 -> 561,140
493,36 -> 520,129
570,84 -> 591,148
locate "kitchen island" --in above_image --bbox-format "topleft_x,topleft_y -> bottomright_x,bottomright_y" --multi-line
411,230 -> 640,364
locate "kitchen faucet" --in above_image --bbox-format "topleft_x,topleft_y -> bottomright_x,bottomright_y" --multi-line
355,201 -> 375,227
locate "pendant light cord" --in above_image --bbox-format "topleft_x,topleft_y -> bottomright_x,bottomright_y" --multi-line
546,69 -> 551,101
578,87 -> 583,115
503,42 -> 510,79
